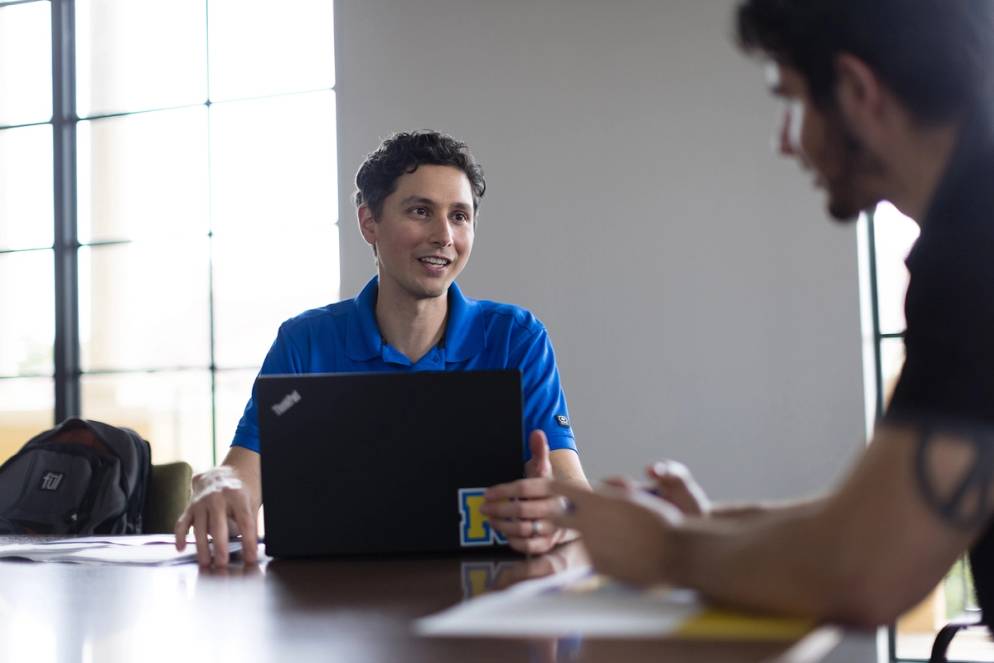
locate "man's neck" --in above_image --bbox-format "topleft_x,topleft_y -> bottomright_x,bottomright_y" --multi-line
886,121 -> 961,224
374,279 -> 448,364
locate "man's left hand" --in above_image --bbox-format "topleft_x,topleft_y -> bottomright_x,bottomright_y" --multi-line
481,430 -> 574,554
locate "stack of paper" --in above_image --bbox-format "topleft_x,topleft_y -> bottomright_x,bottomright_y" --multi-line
0,534 -> 248,566
415,566 -> 813,641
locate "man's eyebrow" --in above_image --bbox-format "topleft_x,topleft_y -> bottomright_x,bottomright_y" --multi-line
399,195 -> 472,211
399,196 -> 437,207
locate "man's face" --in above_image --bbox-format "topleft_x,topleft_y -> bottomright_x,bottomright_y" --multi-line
769,63 -> 883,222
361,164 -> 475,301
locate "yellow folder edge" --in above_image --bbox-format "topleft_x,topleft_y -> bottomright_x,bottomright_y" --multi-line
674,608 -> 813,641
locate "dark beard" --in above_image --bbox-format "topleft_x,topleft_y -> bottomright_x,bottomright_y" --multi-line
824,112 -> 885,223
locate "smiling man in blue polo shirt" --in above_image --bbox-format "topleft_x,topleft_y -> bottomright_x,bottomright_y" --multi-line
176,131 -> 589,567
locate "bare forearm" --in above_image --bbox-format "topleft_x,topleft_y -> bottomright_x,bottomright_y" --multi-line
709,495 -> 824,521
668,505 -> 857,621
550,449 -> 589,486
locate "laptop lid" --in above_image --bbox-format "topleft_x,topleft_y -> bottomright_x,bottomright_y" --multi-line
257,370 -> 523,557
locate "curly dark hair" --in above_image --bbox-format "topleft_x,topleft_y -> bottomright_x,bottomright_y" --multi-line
353,130 -> 486,219
736,0 -> 994,124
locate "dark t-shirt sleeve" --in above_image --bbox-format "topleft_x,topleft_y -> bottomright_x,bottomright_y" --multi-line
886,229 -> 994,428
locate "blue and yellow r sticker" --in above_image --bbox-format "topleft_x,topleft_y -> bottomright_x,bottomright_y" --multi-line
458,488 -> 508,547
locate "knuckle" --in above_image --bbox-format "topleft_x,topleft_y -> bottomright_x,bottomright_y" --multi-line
522,503 -> 542,519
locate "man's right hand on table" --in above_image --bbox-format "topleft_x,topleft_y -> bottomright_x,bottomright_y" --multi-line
174,464 -> 259,568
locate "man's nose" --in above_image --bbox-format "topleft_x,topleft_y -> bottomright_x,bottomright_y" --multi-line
430,217 -> 453,246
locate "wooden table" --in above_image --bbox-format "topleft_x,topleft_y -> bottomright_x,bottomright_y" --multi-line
0,540 -> 873,663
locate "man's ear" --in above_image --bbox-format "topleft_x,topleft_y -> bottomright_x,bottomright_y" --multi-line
357,204 -> 378,247
834,53 -> 886,139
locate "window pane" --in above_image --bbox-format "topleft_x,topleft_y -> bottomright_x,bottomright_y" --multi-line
214,368 -> 257,460
0,125 -> 53,250
0,250 -> 53,377
81,371 -> 213,470
208,0 -> 334,102
78,108 -> 209,243
210,90 -> 339,368
75,0 -> 207,116
873,202 -> 919,335
79,242 -> 210,371
0,377 -> 54,464
213,226 -> 339,368
210,91 -> 338,236
0,2 -> 52,125
880,337 -> 905,409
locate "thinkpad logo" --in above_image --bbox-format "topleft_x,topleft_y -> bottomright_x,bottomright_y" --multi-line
271,390 -> 302,416
39,472 -> 64,491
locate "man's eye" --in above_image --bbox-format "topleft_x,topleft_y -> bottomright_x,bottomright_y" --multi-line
411,207 -> 429,217
453,212 -> 469,223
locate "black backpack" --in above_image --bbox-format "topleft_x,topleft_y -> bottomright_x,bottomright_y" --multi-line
0,418 -> 152,535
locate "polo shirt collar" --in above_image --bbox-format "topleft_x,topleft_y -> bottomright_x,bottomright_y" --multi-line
344,277 -> 486,363
345,277 -> 384,361
443,281 -> 486,362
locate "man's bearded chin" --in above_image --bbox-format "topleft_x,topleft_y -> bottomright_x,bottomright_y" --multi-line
827,184 -> 868,222
826,117 -> 885,223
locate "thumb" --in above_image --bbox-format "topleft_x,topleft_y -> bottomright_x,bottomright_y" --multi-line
526,429 -> 552,478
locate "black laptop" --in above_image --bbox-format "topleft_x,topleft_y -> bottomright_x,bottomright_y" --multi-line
256,370 -> 524,558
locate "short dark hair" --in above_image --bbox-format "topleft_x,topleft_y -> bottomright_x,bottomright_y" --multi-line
353,130 -> 486,219
736,0 -> 994,124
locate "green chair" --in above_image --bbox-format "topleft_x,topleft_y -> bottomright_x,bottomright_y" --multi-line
142,462 -> 193,534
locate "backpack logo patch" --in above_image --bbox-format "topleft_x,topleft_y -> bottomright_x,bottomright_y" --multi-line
39,472 -> 64,491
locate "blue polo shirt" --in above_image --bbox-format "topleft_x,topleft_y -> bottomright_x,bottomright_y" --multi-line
232,277 -> 577,460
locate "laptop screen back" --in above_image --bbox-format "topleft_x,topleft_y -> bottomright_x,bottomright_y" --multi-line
257,370 -> 523,557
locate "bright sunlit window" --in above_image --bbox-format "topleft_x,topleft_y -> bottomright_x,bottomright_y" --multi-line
0,0 -> 339,471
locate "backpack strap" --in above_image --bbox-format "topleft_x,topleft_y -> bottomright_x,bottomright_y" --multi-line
84,420 -> 151,533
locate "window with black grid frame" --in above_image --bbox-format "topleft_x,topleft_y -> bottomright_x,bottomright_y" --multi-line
0,0 -> 339,475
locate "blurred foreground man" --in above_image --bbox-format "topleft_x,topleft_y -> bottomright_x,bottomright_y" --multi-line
549,0 -> 994,627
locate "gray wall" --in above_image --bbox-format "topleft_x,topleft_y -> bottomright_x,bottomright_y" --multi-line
334,0 -> 867,501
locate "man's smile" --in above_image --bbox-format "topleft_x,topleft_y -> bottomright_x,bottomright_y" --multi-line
418,256 -> 453,266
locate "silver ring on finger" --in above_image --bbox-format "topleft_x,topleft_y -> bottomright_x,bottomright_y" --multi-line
531,519 -> 541,537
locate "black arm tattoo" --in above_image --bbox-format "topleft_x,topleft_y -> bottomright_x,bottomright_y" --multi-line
914,423 -> 994,530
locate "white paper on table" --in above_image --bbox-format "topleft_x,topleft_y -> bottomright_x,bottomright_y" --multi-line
48,534 -> 197,546
414,566 -> 703,638
0,541 -> 101,559
55,541 -> 243,565
0,536 -> 259,565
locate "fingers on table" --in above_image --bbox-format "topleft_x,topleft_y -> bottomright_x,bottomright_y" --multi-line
548,479 -> 610,529
178,485 -> 260,568
174,507 -> 193,551
507,533 -> 558,555
490,516 -> 555,539
233,506 -> 259,564
192,507 -> 213,567
485,477 -> 553,501
482,495 -> 560,520
212,507 -> 231,566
